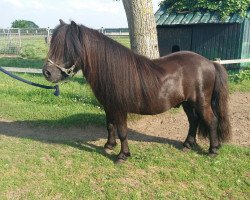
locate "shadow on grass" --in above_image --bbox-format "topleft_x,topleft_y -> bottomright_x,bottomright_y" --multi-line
0,57 -> 45,68
0,113 -> 207,162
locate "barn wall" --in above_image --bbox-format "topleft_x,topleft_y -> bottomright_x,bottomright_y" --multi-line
192,23 -> 242,60
157,23 -> 242,62
157,26 -> 192,56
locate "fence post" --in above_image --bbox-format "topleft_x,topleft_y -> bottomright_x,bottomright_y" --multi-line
215,58 -> 221,64
18,28 -> 21,54
47,27 -> 50,45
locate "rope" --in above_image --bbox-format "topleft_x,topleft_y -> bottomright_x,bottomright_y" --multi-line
0,67 -> 60,96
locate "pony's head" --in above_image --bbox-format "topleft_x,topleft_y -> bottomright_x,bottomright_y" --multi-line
43,20 -> 83,83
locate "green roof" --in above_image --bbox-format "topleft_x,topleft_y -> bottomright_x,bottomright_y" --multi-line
155,7 -> 250,26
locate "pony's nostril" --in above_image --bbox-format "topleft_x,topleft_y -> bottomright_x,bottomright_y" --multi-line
43,69 -> 51,78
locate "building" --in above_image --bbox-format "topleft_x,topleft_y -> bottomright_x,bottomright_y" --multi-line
155,6 -> 250,67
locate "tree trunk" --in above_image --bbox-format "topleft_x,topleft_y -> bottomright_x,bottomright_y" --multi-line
122,0 -> 159,59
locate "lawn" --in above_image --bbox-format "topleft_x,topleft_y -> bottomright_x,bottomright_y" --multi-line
0,73 -> 104,127
0,72 -> 249,126
0,71 -> 249,199
0,135 -> 249,199
0,35 -> 249,199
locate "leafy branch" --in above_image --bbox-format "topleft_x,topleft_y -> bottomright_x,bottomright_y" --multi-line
160,0 -> 250,20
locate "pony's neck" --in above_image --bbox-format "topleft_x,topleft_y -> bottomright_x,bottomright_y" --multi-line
81,25 -> 159,77
77,25 -> 162,112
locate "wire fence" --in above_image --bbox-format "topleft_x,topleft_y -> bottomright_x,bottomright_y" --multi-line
0,28 -> 51,56
0,28 -> 130,69
0,28 -> 129,56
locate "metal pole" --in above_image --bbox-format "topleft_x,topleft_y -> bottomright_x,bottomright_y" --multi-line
18,28 -> 21,55
47,27 -> 50,45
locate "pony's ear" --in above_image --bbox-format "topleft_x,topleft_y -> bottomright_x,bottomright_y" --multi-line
70,21 -> 80,35
59,19 -> 66,25
70,21 -> 78,28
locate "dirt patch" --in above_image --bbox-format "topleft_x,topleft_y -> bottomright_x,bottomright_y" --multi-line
128,92 -> 250,147
0,92 -> 249,147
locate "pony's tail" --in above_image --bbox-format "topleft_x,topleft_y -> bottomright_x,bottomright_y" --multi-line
211,62 -> 231,142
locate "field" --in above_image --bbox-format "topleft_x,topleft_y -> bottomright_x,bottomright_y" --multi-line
0,35 -> 130,68
0,36 -> 249,199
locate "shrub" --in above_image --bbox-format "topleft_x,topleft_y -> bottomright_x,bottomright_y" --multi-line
160,0 -> 250,20
229,69 -> 250,83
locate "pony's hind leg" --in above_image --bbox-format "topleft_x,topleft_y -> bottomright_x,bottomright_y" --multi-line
199,105 -> 220,155
182,102 -> 199,150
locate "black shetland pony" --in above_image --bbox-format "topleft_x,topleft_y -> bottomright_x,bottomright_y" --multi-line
43,20 -> 231,163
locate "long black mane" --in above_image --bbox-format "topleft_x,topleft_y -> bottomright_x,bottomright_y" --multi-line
51,22 -> 163,112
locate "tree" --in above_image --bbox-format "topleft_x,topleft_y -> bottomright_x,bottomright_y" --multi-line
161,0 -> 250,20
122,0 -> 159,59
11,20 -> 39,28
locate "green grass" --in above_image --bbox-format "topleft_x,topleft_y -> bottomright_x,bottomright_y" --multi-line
0,35 -> 130,126
228,69 -> 250,92
0,57 -> 45,68
20,36 -> 49,59
0,74 -> 249,199
0,36 -> 249,199
110,35 -> 130,48
0,73 -> 104,127
0,135 -> 249,199
229,79 -> 250,92
0,71 -> 249,126
0,35 -> 49,59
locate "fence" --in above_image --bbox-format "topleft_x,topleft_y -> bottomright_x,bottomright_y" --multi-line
99,28 -> 129,35
214,58 -> 250,65
0,28 -> 129,56
0,28 -> 52,56
0,28 -> 249,70
1,58 -> 249,75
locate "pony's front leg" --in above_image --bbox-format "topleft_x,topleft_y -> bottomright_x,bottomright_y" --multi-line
116,114 -> 131,164
104,123 -> 117,151
104,110 -> 117,151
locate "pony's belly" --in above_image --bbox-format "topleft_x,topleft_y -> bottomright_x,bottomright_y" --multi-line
131,100 -> 175,115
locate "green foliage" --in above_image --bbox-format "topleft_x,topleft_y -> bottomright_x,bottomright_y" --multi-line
11,20 -> 39,28
161,0 -> 250,20
229,69 -> 250,83
228,69 -> 250,92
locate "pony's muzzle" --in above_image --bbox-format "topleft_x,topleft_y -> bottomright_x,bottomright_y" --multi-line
42,66 -> 64,83
43,69 -> 51,79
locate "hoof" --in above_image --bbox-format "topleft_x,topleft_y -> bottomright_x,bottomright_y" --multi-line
104,142 -> 117,151
115,152 -> 131,164
182,146 -> 191,152
183,140 -> 196,150
209,147 -> 219,157
115,158 -> 126,164
209,153 -> 218,157
104,148 -> 113,154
